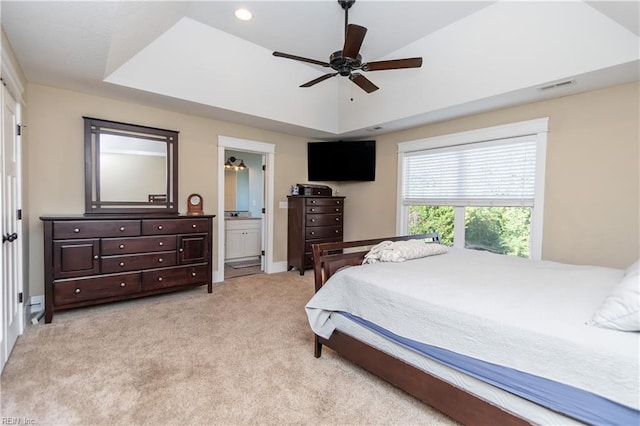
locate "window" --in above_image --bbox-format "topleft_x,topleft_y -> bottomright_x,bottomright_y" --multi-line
398,118 -> 548,259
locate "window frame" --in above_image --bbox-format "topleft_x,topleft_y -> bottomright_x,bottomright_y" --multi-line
397,118 -> 549,260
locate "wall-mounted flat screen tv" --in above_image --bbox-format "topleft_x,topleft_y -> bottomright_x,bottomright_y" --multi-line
307,140 -> 376,181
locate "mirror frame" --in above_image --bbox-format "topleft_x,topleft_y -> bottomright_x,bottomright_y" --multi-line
84,117 -> 178,214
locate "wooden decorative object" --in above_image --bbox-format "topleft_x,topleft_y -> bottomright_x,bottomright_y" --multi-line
187,193 -> 203,216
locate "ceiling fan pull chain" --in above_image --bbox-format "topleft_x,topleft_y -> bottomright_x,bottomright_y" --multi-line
350,78 -> 355,101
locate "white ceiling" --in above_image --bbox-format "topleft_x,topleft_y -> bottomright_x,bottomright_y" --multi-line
1,1 -> 638,140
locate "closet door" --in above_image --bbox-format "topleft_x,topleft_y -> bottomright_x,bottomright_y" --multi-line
0,83 -> 22,372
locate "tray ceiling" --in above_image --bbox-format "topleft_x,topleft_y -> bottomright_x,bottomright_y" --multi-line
1,1 -> 638,139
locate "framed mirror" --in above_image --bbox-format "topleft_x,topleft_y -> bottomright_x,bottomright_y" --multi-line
84,117 -> 178,214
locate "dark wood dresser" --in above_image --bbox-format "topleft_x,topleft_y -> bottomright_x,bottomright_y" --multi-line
287,195 -> 345,275
40,214 -> 214,323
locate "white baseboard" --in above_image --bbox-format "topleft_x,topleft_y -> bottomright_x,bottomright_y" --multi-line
269,261 -> 288,273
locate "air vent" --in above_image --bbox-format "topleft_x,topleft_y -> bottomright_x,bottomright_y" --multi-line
539,79 -> 576,91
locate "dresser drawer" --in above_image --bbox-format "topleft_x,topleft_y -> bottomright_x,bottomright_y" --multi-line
102,251 -> 176,273
306,205 -> 343,214
142,218 -> 209,235
305,225 -> 343,239
305,198 -> 344,207
53,220 -> 140,239
306,214 -> 342,226
53,272 -> 141,305
102,236 -> 177,255
142,264 -> 209,291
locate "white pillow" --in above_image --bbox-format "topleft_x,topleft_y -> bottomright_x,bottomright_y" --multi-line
363,240 -> 448,264
588,260 -> 640,332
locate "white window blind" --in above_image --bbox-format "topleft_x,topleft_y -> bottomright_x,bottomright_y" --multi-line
402,135 -> 537,207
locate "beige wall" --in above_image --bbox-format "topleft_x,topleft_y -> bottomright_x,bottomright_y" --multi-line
341,82 -> 638,269
24,81 -> 639,297
25,83 -> 307,296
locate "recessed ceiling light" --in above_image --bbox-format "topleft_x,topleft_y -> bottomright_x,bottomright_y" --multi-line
234,8 -> 253,21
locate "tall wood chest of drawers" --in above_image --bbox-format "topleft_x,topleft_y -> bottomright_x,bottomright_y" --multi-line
287,196 -> 345,275
40,215 -> 214,323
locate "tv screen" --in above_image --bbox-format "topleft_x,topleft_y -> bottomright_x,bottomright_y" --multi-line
307,140 -> 376,182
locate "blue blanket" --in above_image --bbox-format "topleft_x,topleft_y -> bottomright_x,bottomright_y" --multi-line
341,312 -> 640,426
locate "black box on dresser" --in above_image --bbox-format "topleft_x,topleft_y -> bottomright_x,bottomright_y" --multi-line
293,184 -> 332,196
40,214 -> 214,323
287,195 -> 345,275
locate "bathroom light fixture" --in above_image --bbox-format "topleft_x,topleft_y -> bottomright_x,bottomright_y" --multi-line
224,156 -> 247,171
234,8 -> 253,21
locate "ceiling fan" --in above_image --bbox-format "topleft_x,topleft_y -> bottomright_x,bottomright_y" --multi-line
272,0 -> 423,93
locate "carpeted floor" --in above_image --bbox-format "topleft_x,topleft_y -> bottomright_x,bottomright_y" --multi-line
0,271 -> 457,425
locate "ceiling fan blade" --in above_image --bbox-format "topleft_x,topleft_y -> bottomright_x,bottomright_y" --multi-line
342,24 -> 367,59
300,73 -> 338,88
362,57 -> 423,72
273,51 -> 330,68
349,73 -> 379,93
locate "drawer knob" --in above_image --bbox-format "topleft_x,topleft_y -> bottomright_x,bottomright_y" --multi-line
119,262 -> 125,267
120,282 -> 126,287
310,219 -> 315,222
158,241 -> 164,246
192,224 -> 197,229
335,208 -> 339,212
179,248 -> 184,253
336,201 -> 341,205
74,288 -> 81,294
310,208 -> 315,212
191,272 -> 197,277
119,226 -> 125,231
158,258 -> 163,263
335,218 -> 340,221
73,228 -> 80,233
158,277 -> 163,282
119,244 -> 125,249
94,255 -> 99,260
157,225 -> 163,230
310,231 -> 315,235
311,200 -> 316,204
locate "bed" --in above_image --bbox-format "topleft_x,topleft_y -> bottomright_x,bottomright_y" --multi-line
306,234 -> 639,426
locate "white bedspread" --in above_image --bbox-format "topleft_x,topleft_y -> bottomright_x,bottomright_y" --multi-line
305,248 -> 639,410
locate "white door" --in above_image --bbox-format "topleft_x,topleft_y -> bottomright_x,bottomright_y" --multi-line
1,83 -> 23,372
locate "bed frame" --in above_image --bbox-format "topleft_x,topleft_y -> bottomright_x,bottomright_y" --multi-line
311,234 -> 530,426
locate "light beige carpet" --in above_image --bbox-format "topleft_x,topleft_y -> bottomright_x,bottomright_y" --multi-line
1,271 -> 458,425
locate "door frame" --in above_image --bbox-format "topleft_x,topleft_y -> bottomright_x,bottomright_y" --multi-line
1,46 -> 25,373
216,136 -> 275,282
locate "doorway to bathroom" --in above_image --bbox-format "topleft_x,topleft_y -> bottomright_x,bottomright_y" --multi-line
223,149 -> 263,278
216,136 -> 275,282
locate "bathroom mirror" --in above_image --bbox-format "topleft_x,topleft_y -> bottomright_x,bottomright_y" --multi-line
224,168 -> 250,211
84,117 -> 178,214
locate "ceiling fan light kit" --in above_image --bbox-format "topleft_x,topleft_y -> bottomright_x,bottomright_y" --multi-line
273,0 -> 423,93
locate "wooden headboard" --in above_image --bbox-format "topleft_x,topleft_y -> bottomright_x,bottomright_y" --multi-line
311,233 -> 440,292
